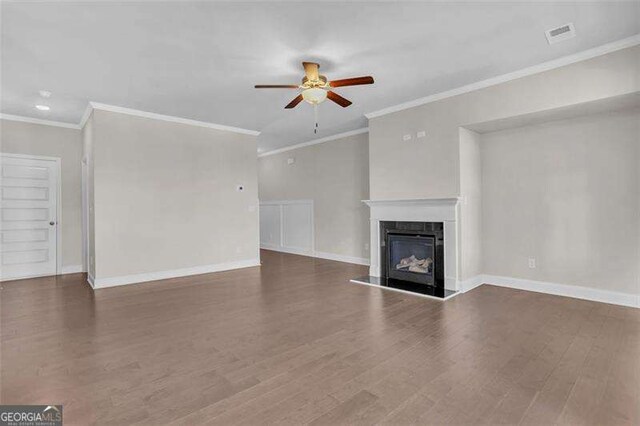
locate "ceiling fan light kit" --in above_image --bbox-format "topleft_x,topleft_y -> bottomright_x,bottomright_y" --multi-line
255,61 -> 374,133
301,87 -> 327,105
255,61 -> 374,109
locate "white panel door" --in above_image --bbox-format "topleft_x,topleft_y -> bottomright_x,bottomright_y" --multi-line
1,154 -> 59,280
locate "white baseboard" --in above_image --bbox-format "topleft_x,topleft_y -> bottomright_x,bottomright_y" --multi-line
1,266 -> 86,282
61,264 -> 85,274
260,244 -> 313,257
87,274 -> 95,288
0,273 -> 54,282
459,275 -> 485,293
261,245 -> 370,266
472,274 -> 638,308
92,258 -> 261,289
314,251 -> 370,266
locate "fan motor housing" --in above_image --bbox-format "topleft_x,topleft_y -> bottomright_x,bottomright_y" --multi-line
302,75 -> 328,88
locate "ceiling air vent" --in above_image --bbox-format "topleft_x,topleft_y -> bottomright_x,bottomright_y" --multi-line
545,23 -> 576,45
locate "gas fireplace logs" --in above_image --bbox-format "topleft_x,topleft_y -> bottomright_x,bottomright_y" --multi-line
395,255 -> 433,274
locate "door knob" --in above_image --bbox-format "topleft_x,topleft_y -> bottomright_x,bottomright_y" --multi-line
49,221 -> 55,226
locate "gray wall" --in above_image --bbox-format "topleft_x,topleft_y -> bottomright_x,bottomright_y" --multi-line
368,45 -> 639,200
82,113 -> 95,278
90,109 -> 259,280
1,119 -> 83,270
258,132 -> 370,261
481,109 -> 640,295
459,127 -> 482,281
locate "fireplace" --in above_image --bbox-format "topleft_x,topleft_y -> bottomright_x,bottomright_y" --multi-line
387,234 -> 435,285
380,221 -> 445,289
352,198 -> 460,299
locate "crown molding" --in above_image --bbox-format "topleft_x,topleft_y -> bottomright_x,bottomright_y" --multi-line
365,34 -> 640,119
85,102 -> 260,136
0,113 -> 81,130
2,103 -> 261,136
258,127 -> 369,158
78,103 -> 93,129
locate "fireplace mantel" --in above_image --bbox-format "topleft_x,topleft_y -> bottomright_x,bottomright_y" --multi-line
363,197 -> 461,291
363,197 -> 460,207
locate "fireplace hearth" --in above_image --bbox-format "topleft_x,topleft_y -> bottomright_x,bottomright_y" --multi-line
352,220 -> 455,299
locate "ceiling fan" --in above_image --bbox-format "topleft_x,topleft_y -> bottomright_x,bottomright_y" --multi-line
255,62 -> 374,109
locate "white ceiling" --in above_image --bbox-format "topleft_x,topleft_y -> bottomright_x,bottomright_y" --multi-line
2,1 -> 639,152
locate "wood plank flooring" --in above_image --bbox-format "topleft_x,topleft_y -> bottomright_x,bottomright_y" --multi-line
1,249 -> 638,425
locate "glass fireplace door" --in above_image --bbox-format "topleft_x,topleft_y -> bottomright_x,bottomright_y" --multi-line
386,234 -> 435,285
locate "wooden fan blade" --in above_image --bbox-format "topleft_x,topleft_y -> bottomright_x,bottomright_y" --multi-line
302,62 -> 320,81
327,91 -> 352,108
329,76 -> 374,88
285,94 -> 304,109
255,84 -> 300,89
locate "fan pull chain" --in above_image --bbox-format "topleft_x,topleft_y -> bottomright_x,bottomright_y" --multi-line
314,104 -> 319,134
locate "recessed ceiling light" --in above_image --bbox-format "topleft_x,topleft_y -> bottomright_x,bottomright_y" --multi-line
39,90 -> 52,98
35,105 -> 50,111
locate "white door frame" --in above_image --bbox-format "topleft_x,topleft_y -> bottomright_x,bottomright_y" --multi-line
1,152 -> 63,276
81,156 -> 89,273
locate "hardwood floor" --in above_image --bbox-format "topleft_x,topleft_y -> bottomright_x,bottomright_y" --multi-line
1,249 -> 638,425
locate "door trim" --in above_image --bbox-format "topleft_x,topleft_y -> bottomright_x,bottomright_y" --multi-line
0,152 -> 63,276
82,156 -> 89,274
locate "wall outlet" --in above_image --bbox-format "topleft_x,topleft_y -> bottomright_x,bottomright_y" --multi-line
528,258 -> 536,269
402,134 -> 412,141
417,130 -> 426,138
287,157 -> 295,165
364,243 -> 369,250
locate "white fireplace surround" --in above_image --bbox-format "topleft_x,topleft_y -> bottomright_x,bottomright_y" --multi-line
364,198 -> 461,291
